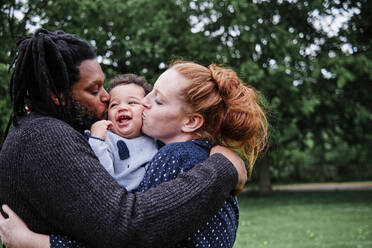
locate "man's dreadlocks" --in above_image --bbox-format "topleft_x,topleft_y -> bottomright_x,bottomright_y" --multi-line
2,28 -> 97,145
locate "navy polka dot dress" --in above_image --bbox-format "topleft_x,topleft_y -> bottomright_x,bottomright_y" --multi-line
50,235 -> 87,248
138,139 -> 239,248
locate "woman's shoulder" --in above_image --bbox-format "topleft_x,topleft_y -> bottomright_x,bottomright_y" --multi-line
159,140 -> 199,151
157,139 -> 211,160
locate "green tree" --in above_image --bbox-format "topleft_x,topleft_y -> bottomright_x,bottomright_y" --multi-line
1,0 -> 371,188
183,0 -> 372,190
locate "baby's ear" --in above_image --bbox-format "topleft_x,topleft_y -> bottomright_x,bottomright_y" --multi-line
181,113 -> 204,133
51,92 -> 65,106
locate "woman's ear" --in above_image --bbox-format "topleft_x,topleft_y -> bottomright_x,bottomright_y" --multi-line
181,113 -> 204,133
51,93 -> 65,106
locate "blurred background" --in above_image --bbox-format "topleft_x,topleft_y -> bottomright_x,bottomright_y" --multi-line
1,0 -> 371,247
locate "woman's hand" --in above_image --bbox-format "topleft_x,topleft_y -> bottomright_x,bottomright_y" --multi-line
0,205 -> 49,248
210,146 -> 247,195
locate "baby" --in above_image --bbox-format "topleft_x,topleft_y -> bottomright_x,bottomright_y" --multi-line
87,73 -> 158,192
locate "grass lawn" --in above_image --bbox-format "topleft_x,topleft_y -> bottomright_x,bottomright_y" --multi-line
235,190 -> 372,248
1,190 -> 371,248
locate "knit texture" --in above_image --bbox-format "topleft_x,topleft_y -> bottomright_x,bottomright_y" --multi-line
0,113 -> 238,248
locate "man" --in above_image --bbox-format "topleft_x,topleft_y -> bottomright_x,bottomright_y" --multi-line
0,29 -> 246,247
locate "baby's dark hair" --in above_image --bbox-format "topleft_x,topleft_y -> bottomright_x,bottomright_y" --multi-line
107,74 -> 152,94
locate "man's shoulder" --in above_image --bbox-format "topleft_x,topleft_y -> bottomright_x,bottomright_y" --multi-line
1,113 -> 88,161
15,113 -> 82,142
22,113 -> 74,131
23,113 -> 69,127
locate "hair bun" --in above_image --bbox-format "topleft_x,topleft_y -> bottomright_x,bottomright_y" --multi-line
208,64 -> 242,104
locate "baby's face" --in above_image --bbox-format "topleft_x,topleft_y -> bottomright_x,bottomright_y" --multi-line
108,84 -> 145,139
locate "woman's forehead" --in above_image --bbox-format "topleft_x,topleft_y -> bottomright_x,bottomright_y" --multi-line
154,69 -> 189,96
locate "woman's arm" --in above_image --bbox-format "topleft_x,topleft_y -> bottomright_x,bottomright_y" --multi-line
0,205 -> 49,248
210,145 -> 247,195
0,206 -> 89,248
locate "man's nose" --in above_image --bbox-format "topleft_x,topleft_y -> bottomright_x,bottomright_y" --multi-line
101,88 -> 110,104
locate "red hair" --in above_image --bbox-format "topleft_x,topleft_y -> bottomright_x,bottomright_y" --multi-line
171,61 -> 268,176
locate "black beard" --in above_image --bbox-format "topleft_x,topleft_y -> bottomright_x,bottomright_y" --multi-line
69,96 -> 107,133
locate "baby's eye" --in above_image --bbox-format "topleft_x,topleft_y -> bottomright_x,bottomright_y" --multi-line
110,103 -> 117,108
155,99 -> 163,105
128,101 -> 137,105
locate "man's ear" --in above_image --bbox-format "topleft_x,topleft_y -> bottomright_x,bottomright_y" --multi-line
51,92 -> 65,106
181,113 -> 204,133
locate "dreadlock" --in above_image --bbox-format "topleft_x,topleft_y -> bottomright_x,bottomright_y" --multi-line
2,28 -> 96,145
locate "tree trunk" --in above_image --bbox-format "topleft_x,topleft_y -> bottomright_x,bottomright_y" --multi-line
258,155 -> 272,195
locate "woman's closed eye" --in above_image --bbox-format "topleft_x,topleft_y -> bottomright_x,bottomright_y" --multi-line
154,98 -> 163,105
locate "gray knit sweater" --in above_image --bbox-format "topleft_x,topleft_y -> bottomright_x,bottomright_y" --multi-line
0,113 -> 237,248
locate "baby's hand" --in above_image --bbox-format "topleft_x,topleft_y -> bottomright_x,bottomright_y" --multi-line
90,120 -> 113,140
0,205 -> 49,248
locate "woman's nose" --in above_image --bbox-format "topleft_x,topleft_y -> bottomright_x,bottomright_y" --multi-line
141,97 -> 151,109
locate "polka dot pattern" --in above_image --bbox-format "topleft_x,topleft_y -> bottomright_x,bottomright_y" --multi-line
139,139 -> 239,248
50,235 -> 87,248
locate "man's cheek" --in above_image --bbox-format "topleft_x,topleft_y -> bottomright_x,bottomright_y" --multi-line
102,108 -> 109,120
96,105 -> 108,119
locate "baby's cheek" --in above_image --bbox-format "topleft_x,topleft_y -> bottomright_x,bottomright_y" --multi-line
136,109 -> 144,127
141,119 -> 151,136
107,110 -> 116,122
137,117 -> 143,126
